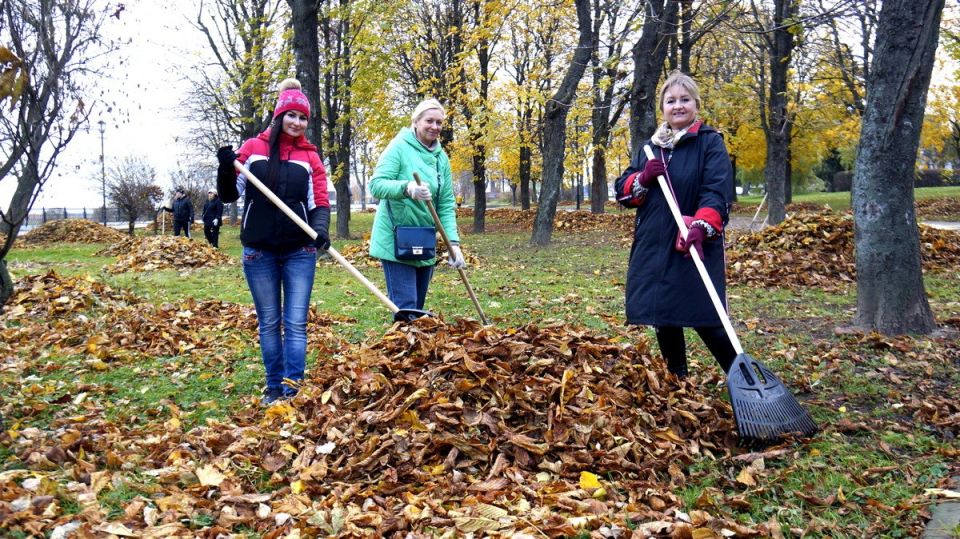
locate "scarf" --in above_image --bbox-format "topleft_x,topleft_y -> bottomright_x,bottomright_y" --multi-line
651,118 -> 701,149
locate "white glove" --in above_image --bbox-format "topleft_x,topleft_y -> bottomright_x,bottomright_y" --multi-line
212,219 -> 219,226
406,181 -> 432,201
447,244 -> 466,269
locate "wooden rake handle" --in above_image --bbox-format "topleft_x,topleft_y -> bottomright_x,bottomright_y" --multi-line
232,160 -> 401,315
642,145 -> 743,354
413,172 -> 489,325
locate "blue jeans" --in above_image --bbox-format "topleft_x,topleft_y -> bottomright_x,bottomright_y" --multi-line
242,245 -> 317,394
382,260 -> 435,310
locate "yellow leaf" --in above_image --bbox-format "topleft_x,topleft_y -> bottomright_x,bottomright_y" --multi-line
475,503 -> 509,519
736,467 -> 756,487
837,485 -> 846,502
579,471 -> 601,489
291,480 -> 306,494
198,373 -> 214,381
454,516 -> 501,533
281,443 -> 299,455
321,390 -> 332,404
196,465 -> 225,487
264,402 -> 296,421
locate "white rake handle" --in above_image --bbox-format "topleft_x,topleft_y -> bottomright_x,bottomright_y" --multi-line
642,145 -> 743,354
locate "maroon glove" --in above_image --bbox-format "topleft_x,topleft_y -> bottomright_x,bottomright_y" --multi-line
638,158 -> 666,187
679,224 -> 706,258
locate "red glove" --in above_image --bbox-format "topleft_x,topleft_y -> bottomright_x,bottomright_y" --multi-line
679,224 -> 706,258
638,158 -> 666,187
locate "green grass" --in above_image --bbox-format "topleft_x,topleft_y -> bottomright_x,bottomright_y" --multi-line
736,185 -> 960,214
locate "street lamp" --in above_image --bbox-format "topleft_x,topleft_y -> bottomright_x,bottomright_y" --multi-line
98,120 -> 106,225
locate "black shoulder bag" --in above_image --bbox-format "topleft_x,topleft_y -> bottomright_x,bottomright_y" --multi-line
387,195 -> 436,261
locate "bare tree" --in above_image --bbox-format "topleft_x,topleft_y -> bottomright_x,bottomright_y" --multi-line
588,0 -> 642,214
0,0 -> 113,304
628,0 -> 679,155
504,7 -> 562,210
530,0 -> 594,246
851,0 -> 943,334
189,0 -> 287,224
392,0 -> 466,145
107,157 -> 163,235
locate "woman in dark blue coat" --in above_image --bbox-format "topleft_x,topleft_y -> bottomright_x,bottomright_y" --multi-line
614,71 -> 736,378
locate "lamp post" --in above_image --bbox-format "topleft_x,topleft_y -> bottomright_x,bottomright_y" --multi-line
98,119 -> 106,225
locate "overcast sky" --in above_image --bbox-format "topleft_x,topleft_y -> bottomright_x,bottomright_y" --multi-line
1,0 -> 204,210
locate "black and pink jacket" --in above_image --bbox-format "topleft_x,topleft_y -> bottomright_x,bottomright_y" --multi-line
218,130 -> 330,251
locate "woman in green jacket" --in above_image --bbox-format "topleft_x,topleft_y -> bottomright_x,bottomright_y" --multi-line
369,99 -> 465,314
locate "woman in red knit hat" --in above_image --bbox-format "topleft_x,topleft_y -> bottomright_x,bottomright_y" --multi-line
215,79 -> 330,404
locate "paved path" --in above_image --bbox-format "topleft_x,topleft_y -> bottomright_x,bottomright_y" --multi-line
923,476 -> 960,539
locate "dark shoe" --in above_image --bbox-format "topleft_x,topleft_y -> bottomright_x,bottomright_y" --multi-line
262,387 -> 284,404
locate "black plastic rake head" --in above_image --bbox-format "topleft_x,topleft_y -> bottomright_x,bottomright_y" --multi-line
727,353 -> 818,444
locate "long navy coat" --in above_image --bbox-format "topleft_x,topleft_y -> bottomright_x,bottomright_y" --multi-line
614,123 -> 732,327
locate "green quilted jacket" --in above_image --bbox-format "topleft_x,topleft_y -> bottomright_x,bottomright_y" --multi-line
368,127 -> 460,266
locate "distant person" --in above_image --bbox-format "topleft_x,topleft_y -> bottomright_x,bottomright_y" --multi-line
368,98 -> 465,315
202,189 -> 225,248
614,71 -> 735,378
162,188 -> 194,238
215,78 -> 330,404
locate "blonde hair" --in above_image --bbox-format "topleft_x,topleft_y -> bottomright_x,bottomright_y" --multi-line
410,98 -> 445,127
659,71 -> 702,110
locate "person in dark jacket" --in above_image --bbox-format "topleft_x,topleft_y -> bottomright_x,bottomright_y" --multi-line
166,188 -> 194,237
202,189 -> 225,248
215,78 -> 331,404
614,71 -> 736,378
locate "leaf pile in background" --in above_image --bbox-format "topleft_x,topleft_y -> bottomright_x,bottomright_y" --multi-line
97,236 -> 234,273
916,197 -> 960,218
335,238 -> 379,268
18,219 -> 128,246
336,237 -> 482,268
485,208 -> 634,236
0,271 -> 341,363
727,210 -> 960,290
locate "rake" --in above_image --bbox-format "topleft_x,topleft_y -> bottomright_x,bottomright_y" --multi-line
643,145 -> 818,443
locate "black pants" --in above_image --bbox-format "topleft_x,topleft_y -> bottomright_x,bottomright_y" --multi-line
173,220 -> 191,238
203,224 -> 220,248
655,326 -> 737,377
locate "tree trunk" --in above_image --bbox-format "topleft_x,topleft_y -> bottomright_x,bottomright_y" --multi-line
0,260 -> 12,306
473,161 -> 487,232
761,0 -> 797,225
628,0 -> 679,156
287,0 -> 323,155
531,0 -> 594,246
335,2 -> 354,239
851,0 -> 942,334
590,150 -> 607,213
519,142 -> 531,210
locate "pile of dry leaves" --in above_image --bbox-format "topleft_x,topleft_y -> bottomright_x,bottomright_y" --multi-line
485,208 -> 634,235
728,211 -> 960,290
0,283 -> 778,538
19,219 -> 127,246
336,239 -> 482,268
917,197 -> 960,219
97,236 -> 233,273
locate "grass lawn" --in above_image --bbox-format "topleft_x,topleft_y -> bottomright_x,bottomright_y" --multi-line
736,185 -> 960,220
3,209 -> 959,537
